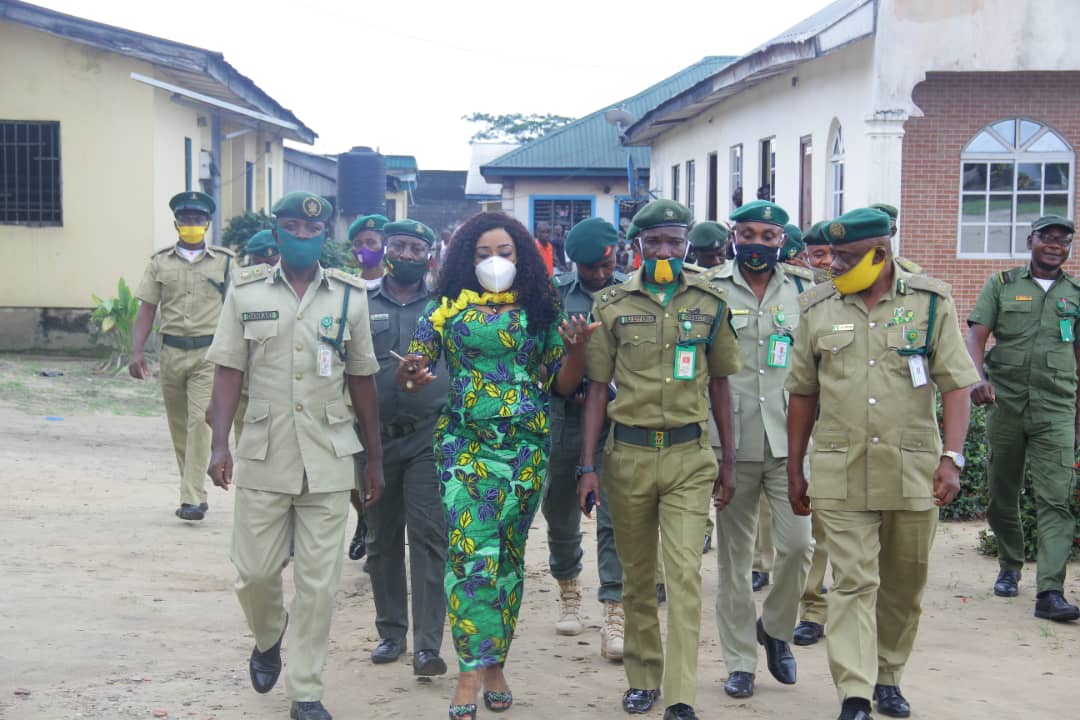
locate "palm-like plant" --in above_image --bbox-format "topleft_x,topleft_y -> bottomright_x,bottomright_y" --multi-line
90,278 -> 140,372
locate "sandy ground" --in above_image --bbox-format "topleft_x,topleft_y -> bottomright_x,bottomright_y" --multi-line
0,357 -> 1078,720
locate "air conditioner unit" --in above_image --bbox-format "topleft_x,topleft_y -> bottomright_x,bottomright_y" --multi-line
199,150 -> 212,180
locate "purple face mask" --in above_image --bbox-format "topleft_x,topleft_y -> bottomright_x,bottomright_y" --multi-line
354,245 -> 385,268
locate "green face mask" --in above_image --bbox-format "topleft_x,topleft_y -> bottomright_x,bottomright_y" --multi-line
275,226 -> 325,269
384,256 -> 428,285
643,257 -> 683,283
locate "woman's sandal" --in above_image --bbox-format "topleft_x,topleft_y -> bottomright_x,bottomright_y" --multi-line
483,690 -> 513,713
448,703 -> 477,719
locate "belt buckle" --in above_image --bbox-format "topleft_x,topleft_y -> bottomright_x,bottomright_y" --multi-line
652,430 -> 667,448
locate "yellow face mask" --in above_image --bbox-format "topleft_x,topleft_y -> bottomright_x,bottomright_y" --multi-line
832,247 -> 886,295
176,223 -> 208,246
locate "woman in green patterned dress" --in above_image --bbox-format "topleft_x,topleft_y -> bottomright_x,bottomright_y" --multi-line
397,213 -> 594,719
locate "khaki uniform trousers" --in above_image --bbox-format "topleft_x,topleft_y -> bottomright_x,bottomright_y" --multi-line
753,494 -> 776,573
159,344 -> 214,506
817,508 -> 937,702
714,449 -> 812,672
232,483 -> 350,701
800,513 -> 830,625
603,436 -> 715,708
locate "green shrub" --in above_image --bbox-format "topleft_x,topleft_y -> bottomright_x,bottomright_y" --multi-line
90,278 -> 140,373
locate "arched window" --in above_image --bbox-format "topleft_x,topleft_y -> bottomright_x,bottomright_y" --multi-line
959,119 -> 1073,257
829,123 -> 844,217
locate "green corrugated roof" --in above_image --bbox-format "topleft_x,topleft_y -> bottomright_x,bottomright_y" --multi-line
481,56 -> 736,179
384,155 -> 418,170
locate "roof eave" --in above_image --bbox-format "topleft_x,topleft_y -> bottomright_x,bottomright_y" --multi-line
479,166 -> 644,181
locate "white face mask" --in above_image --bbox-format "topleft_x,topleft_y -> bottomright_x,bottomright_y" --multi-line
475,255 -> 517,293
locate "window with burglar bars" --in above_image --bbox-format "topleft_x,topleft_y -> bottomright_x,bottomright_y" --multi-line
1,121 -> 62,225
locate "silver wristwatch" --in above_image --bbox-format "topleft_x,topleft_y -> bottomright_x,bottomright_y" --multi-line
941,451 -> 966,470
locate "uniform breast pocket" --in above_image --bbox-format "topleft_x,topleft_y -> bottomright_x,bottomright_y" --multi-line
809,430 -> 848,499
157,270 -> 180,299
198,270 -> 225,298
370,316 -> 393,359
616,325 -> 658,371
730,313 -> 751,333
243,320 -> 278,363
814,331 -> 855,377
236,399 -> 270,461
325,398 -> 362,457
995,301 -> 1033,338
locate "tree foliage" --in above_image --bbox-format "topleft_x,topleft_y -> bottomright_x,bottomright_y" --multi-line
221,210 -> 273,251
463,112 -> 575,143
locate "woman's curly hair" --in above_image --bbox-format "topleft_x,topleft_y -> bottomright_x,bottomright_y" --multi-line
436,212 -> 560,337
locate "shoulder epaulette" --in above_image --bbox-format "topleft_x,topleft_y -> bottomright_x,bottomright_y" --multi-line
152,246 -> 173,258
707,263 -> 735,282
812,267 -> 829,284
210,244 -> 236,257
904,274 -> 952,298
895,256 -> 923,275
997,266 -> 1023,285
553,272 -> 576,287
234,264 -> 271,285
1063,271 -> 1080,289
783,264 -> 815,282
682,261 -> 704,274
798,282 -> 838,312
594,284 -> 627,308
328,267 -> 369,290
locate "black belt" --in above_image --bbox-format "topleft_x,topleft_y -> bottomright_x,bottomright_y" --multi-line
613,422 -> 701,449
162,334 -> 214,350
382,421 -> 416,439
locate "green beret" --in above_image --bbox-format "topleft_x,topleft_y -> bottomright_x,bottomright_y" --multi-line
625,223 -> 640,242
272,191 -> 333,223
826,208 -> 892,245
804,221 -> 829,246
781,223 -> 804,260
348,214 -> 390,240
1032,214 -> 1075,234
688,221 -> 729,250
730,200 -> 788,227
169,190 -> 215,217
383,219 -> 436,246
565,217 -> 618,264
245,229 -> 277,258
631,199 -> 692,231
869,203 -> 899,220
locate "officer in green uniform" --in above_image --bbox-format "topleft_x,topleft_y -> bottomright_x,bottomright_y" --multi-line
349,214 -> 391,289
577,200 -> 742,720
710,202 -> 814,700
544,217 -> 628,658
362,219 -> 451,673
245,229 -> 280,266
205,191 -> 384,720
786,208 -> 978,720
131,191 -> 235,521
966,214 -> 1080,622
803,222 -> 832,282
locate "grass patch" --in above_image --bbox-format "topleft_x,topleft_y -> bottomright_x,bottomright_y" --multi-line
0,354 -> 164,417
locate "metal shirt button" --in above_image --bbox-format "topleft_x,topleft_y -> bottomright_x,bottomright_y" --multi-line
665,313 -> 670,318
665,377 -> 672,384
295,343 -> 303,351
295,403 -> 303,412
759,340 -> 765,346
869,359 -> 877,366
868,397 -> 878,405
831,347 -> 839,354
759,396 -> 766,402
634,335 -> 640,341
759,369 -> 765,375
665,343 -> 671,349
297,313 -> 304,320
295,373 -> 302,380
871,436 -> 880,444
869,321 -> 877,328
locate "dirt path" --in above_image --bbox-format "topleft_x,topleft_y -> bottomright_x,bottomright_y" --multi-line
0,357 -> 1076,719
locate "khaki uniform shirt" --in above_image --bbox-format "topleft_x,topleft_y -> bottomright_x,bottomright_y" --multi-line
967,264 -> 1080,415
135,244 -> 234,336
785,262 -> 979,511
206,263 -> 380,495
709,263 -> 809,460
586,268 -> 742,429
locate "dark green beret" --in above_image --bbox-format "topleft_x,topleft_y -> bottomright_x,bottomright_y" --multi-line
730,200 -> 788,227
565,217 -> 618,264
1032,214 -> 1075,233
348,214 -> 390,240
869,203 -> 898,220
625,223 -> 639,242
804,221 -> 829,246
272,191 -> 333,223
632,199 -> 692,231
245,229 -> 277,258
826,208 -> 892,245
169,190 -> 215,217
781,224 -> 804,260
383,219 -> 436,246
688,221 -> 729,250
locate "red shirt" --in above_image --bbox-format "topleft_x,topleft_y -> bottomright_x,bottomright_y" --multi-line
536,240 -> 554,276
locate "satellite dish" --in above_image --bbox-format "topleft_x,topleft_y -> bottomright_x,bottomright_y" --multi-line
604,107 -> 636,133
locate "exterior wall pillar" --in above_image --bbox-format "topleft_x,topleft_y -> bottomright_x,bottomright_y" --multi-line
863,111 -> 907,253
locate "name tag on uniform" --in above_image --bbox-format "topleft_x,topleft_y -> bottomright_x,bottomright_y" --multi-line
370,313 -> 390,322
318,344 -> 333,377
674,344 -> 696,380
1014,295 -> 1033,301
908,355 -> 928,388
241,311 -> 279,322
831,323 -> 855,332
619,314 -> 656,325
730,309 -> 751,316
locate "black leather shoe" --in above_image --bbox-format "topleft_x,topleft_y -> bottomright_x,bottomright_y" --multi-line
663,703 -> 698,720
348,519 -> 367,561
175,504 -> 205,521
751,571 -> 770,592
290,700 -> 332,720
371,637 -> 406,663
622,688 -> 659,714
656,583 -> 666,604
413,649 -> 448,676
1034,590 -> 1080,622
723,671 -> 754,698
993,568 -> 1020,597
838,697 -> 872,720
874,684 -> 911,718
249,615 -> 287,694
702,534 -> 712,554
792,620 -> 824,646
198,502 -> 209,513
756,618 -> 796,684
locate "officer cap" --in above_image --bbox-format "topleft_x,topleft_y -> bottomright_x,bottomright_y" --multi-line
565,217 -> 618,264
781,223 -> 804,260
625,222 -> 640,242
348,214 -> 391,241
826,208 -> 892,245
1032,214 -> 1075,234
272,191 -> 333,223
384,219 -> 436,246
169,191 -> 215,217
730,199 -> 788,228
687,221 -> 729,250
245,229 -> 278,259
803,221 -> 829,246
868,203 -> 899,220
632,199 -> 692,231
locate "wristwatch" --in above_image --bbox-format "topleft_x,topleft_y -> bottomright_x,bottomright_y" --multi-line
575,464 -> 597,477
941,451 -> 966,470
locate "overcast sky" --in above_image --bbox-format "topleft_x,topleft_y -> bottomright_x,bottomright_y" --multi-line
34,0 -> 833,169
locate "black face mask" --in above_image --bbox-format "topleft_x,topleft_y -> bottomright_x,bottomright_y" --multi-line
384,256 -> 428,285
734,242 -> 780,273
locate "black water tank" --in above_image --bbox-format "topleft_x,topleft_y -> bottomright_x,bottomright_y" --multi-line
337,146 -> 385,215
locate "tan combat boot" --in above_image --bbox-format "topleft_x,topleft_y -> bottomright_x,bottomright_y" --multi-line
600,600 -> 624,660
555,577 -> 584,636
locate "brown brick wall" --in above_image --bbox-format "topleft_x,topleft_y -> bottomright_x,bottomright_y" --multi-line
900,71 -> 1080,322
